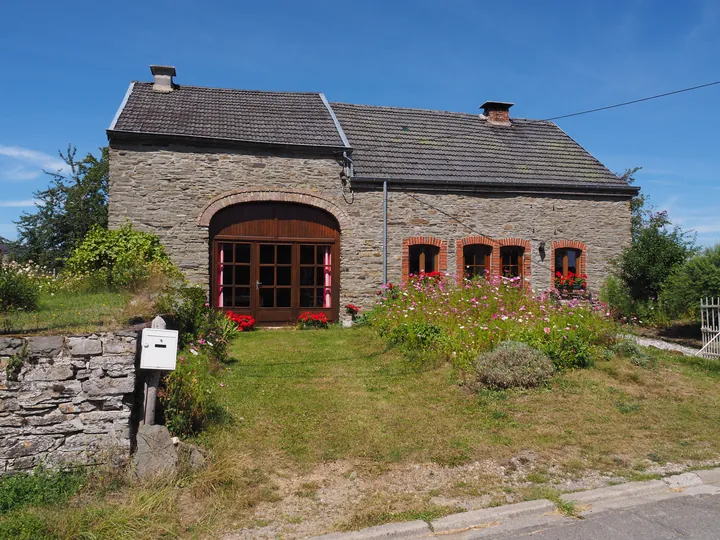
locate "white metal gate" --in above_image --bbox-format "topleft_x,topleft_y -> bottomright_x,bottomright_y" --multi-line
699,297 -> 720,359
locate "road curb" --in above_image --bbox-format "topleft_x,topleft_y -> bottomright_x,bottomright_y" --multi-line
429,499 -> 555,534
310,467 -> 720,539
311,519 -> 431,539
559,479 -> 667,504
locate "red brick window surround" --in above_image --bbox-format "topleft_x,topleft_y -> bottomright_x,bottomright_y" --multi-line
402,237 -> 447,281
456,236 -> 500,279
551,240 -> 586,279
497,238 -> 532,281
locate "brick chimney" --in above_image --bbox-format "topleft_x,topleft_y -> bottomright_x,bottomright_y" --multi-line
150,65 -> 176,93
481,101 -> 514,125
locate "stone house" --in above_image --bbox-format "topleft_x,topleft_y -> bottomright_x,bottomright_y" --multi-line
107,66 -> 638,324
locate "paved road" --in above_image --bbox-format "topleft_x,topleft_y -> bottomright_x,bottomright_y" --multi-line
476,493 -> 720,539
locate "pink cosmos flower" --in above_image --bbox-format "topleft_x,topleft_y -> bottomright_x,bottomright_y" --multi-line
544,327 -> 551,334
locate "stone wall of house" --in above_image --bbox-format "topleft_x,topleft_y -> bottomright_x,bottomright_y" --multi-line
0,332 -> 138,473
109,143 -> 631,315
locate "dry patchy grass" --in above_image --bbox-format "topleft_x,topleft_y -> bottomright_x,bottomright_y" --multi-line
6,327 -> 720,538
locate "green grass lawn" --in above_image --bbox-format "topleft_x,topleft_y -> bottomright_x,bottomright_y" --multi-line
1,290 -> 131,335
212,327 -> 720,471
4,326 -> 720,539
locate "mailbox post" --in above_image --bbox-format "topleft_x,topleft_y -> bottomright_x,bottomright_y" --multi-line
141,316 -> 179,425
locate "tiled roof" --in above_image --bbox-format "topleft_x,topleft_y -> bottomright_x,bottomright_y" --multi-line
108,80 -> 634,192
110,83 -> 347,148
330,102 -> 625,186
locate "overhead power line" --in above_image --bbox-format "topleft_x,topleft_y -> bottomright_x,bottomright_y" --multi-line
543,80 -> 720,121
349,78 -> 720,154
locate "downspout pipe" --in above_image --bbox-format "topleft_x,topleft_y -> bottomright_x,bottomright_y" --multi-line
383,180 -> 388,286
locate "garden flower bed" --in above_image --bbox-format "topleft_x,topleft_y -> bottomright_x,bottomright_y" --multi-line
367,275 -> 615,370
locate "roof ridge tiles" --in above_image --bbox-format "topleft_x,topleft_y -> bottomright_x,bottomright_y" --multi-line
133,81 -> 325,96
330,101 -> 549,124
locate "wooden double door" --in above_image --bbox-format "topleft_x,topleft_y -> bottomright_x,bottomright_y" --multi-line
210,203 -> 340,324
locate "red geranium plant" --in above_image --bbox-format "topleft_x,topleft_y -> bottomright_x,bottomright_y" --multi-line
553,272 -> 587,290
225,312 -> 256,331
298,312 -> 329,329
346,303 -> 361,319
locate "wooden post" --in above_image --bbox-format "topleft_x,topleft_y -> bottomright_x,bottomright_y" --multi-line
143,316 -> 166,425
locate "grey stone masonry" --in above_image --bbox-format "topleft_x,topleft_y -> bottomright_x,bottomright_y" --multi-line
0,331 -> 138,473
109,143 -> 632,318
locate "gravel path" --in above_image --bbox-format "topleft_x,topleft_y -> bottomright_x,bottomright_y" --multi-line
627,335 -> 700,356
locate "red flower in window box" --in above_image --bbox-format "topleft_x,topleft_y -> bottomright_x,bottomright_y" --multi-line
410,271 -> 444,283
225,312 -> 256,331
298,312 -> 329,328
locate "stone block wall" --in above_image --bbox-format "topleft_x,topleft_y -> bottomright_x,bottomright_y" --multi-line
0,332 -> 138,473
109,143 -> 632,316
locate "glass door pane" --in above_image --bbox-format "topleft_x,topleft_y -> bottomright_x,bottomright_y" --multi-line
299,244 -> 332,308
217,242 -> 252,308
258,244 -> 293,308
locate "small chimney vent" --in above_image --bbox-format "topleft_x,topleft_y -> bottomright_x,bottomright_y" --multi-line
481,101 -> 514,125
150,65 -> 176,93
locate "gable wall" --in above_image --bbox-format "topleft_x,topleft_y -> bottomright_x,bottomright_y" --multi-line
109,144 -> 631,313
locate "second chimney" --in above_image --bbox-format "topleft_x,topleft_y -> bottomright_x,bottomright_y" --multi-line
481,101 -> 514,125
150,65 -> 176,93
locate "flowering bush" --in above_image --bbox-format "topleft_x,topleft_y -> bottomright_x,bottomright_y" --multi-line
0,263 -> 39,311
65,224 -> 180,290
345,303 -> 361,318
226,312 -> 256,331
366,274 -> 615,370
298,312 -> 329,328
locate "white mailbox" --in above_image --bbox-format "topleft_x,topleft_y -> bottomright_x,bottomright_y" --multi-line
140,328 -> 179,370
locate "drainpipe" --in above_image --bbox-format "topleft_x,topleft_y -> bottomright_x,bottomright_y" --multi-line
383,180 -> 388,286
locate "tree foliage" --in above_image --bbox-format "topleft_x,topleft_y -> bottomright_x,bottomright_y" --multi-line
617,209 -> 695,302
614,167 -> 695,303
661,244 -> 720,320
13,146 -> 108,268
619,166 -> 646,240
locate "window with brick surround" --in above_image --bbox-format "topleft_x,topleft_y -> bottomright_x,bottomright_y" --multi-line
500,246 -> 524,278
463,244 -> 492,279
555,248 -> 580,275
550,241 -> 587,283
409,244 -> 439,275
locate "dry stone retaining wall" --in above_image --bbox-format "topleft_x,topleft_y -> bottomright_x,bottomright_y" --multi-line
0,332 -> 138,473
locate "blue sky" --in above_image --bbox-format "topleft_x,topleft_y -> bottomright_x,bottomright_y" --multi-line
1,0 -> 718,245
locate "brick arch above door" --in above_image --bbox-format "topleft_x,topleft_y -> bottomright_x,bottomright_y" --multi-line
197,189 -> 352,232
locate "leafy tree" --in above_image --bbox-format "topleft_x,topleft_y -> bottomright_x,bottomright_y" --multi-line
13,146 -> 108,268
617,209 -> 695,303
619,166 -> 646,240
661,244 -> 720,320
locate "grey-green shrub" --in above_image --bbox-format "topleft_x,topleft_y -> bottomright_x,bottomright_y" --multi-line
611,339 -> 643,358
474,341 -> 554,389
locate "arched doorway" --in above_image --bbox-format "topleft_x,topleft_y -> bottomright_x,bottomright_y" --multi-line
210,202 -> 340,324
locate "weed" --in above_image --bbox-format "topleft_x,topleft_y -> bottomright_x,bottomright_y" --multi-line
0,466 -> 86,514
524,486 -> 579,518
5,342 -> 27,382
